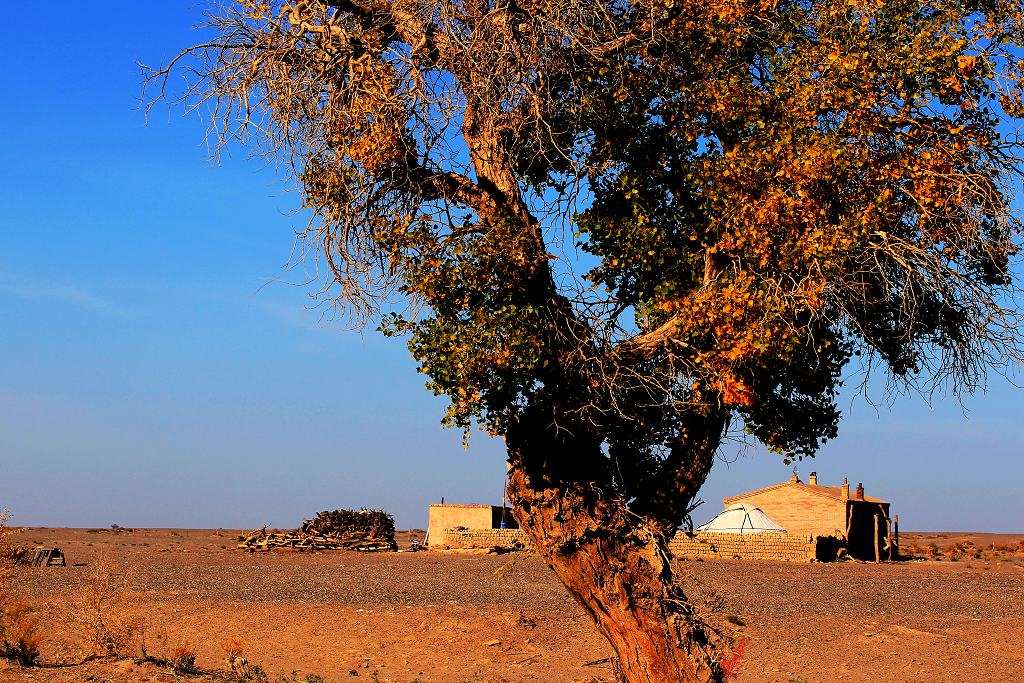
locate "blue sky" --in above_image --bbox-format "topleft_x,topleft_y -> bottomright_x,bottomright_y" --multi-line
0,4 -> 1020,532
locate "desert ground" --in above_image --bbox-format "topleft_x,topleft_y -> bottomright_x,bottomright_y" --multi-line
1,528 -> 1023,682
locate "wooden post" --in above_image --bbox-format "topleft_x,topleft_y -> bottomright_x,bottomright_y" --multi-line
873,513 -> 880,563
894,514 -> 900,560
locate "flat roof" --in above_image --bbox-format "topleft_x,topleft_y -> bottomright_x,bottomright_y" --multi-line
428,503 -> 501,509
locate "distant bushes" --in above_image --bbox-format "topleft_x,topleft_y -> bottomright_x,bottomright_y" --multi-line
905,537 -> 1024,564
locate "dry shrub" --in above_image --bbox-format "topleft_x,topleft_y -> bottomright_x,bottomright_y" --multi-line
942,541 -> 976,562
168,643 -> 198,674
0,511 -> 32,568
992,541 -> 1024,555
68,551 -> 145,659
140,626 -> 204,676
0,509 -> 13,573
222,637 -> 268,681
0,510 -> 42,667
0,601 -> 42,666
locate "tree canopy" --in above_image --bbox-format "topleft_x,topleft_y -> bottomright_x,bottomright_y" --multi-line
149,2 -> 1024,676
153,0 -> 1022,476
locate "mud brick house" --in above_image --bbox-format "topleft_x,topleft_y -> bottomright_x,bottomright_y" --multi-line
723,472 -> 894,561
426,503 -> 520,548
428,472 -> 896,561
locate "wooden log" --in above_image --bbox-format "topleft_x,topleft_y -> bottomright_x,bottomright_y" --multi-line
885,515 -> 893,561
873,513 -> 880,563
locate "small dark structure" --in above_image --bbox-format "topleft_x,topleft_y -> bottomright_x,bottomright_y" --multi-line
30,547 -> 66,567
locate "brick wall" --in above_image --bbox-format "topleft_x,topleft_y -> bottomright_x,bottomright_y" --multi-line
427,505 -> 502,546
433,527 -> 816,561
433,527 -> 528,550
669,531 -> 816,562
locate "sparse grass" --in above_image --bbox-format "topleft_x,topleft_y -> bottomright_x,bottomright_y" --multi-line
67,551 -> 145,659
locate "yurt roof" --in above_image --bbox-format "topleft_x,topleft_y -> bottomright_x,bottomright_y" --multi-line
697,504 -> 786,534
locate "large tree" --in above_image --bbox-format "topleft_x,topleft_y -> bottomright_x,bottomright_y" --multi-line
150,0 -> 1024,679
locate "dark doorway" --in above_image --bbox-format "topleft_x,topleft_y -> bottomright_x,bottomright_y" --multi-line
847,502 -> 892,560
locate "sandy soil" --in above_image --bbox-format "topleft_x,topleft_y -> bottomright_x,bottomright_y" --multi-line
1,527 -> 1022,682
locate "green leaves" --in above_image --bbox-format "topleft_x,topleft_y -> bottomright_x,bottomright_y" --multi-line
182,0 -> 1023,468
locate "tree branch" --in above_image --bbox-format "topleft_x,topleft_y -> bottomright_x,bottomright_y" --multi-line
613,316 -> 685,362
326,0 -> 440,63
630,409 -> 729,536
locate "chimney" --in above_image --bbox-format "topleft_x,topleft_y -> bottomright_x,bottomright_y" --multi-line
808,471 -> 818,486
855,482 -> 865,501
842,477 -> 850,499
789,470 -> 800,484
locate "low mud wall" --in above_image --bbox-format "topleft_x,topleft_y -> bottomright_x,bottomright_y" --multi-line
434,527 -> 817,561
670,531 -> 817,562
431,528 -> 528,550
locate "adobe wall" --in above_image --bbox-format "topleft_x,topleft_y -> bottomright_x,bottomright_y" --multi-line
731,488 -> 846,538
432,527 -> 816,561
432,527 -> 528,550
427,505 -> 496,546
669,531 -> 817,562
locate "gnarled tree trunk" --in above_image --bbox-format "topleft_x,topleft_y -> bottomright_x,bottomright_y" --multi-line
506,466 -> 723,682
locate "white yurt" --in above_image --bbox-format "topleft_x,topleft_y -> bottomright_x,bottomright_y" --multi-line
697,504 -> 786,534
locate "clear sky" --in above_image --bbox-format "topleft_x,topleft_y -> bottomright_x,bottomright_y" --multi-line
0,4 -> 1021,533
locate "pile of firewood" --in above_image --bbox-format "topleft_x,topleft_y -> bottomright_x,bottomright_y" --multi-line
237,508 -> 397,553
300,508 -> 396,539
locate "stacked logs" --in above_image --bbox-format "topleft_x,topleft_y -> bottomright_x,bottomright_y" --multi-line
237,508 -> 397,553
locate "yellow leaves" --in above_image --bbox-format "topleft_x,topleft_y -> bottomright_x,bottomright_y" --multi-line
714,374 -> 756,407
943,74 -> 963,94
1000,91 -> 1024,117
347,123 -> 405,174
956,54 -> 977,77
658,270 -> 818,408
243,1 -> 271,20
